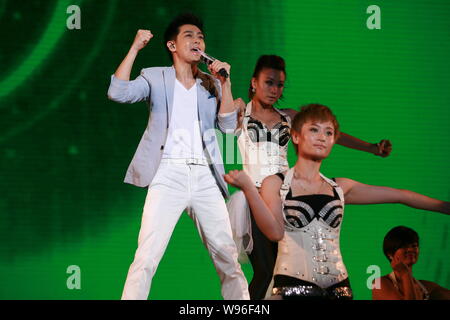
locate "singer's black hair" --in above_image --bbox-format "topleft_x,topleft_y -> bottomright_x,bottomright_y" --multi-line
249,55 -> 286,100
163,13 -> 204,62
383,226 -> 419,262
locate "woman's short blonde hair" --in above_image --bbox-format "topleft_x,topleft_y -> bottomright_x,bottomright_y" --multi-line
291,104 -> 340,153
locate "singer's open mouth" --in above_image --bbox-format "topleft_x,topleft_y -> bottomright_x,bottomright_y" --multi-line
191,48 -> 201,56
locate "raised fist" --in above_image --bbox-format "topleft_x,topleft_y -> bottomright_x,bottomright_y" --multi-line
131,29 -> 153,52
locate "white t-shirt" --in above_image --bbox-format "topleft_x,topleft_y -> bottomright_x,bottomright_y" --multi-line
162,79 -> 207,161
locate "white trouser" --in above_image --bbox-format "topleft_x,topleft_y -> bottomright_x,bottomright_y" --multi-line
121,161 -> 249,300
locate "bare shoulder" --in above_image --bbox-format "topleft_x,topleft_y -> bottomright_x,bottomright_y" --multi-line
420,280 -> 439,289
260,174 -> 285,199
419,280 -> 450,299
281,108 -> 298,119
372,275 -> 400,300
334,177 -> 357,194
261,173 -> 284,190
376,275 -> 394,287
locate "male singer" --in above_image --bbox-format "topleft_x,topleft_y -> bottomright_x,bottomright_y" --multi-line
107,13 -> 249,300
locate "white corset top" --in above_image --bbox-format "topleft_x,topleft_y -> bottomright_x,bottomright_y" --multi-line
273,169 -> 349,288
236,102 -> 291,187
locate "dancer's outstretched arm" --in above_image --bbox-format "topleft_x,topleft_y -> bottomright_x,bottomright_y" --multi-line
224,170 -> 285,241
337,133 -> 392,157
336,178 -> 450,214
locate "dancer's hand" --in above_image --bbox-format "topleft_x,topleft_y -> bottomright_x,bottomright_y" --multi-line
131,29 -> 153,52
224,170 -> 253,191
234,97 -> 245,112
390,250 -> 411,278
374,139 -> 392,157
235,98 -> 246,128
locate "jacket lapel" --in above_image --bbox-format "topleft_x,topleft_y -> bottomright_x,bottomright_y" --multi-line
196,76 -> 206,134
163,66 -> 175,124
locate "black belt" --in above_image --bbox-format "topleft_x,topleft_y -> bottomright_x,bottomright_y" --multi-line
272,284 -> 353,300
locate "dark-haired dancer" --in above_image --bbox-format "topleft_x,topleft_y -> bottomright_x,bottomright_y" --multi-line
228,55 -> 393,299
108,13 -> 249,300
372,226 -> 450,300
225,104 -> 449,300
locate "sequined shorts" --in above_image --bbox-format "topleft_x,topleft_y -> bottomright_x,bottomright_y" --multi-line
272,284 -> 353,300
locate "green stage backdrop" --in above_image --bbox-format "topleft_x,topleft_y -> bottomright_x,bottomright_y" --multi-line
0,0 -> 448,300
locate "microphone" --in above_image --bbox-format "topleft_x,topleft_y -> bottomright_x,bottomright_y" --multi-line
194,48 -> 229,78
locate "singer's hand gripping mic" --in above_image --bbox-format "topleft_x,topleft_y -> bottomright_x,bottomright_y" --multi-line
194,49 -> 229,78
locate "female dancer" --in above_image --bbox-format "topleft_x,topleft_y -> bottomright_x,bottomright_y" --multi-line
228,55 -> 393,299
225,104 -> 449,300
372,226 -> 450,300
